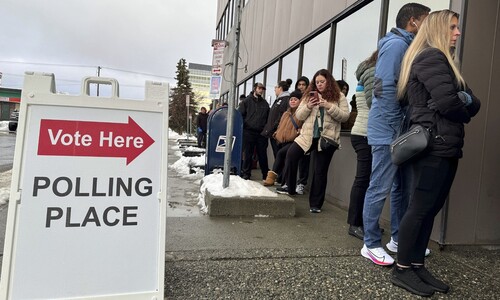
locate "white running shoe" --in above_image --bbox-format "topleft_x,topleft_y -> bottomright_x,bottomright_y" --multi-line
386,237 -> 431,257
361,244 -> 394,266
296,184 -> 305,195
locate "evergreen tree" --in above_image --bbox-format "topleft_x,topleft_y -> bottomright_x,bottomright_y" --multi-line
169,58 -> 197,134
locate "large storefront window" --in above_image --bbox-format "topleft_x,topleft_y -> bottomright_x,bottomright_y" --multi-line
302,29 -> 330,80
281,48 -> 299,85
387,0 -> 450,28
333,0 -> 381,102
265,61 -> 279,105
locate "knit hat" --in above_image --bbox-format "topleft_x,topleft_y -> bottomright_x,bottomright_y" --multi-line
289,89 -> 303,100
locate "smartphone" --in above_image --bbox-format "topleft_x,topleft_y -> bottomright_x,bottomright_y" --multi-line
309,91 -> 318,105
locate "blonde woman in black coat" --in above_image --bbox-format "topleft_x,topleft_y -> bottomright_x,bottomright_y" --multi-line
391,10 -> 480,297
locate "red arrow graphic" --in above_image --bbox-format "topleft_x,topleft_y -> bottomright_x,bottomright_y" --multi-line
37,117 -> 155,165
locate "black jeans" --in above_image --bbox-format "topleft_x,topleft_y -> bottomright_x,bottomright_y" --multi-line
284,139 -> 336,207
270,138 -> 279,158
241,130 -> 269,179
348,135 -> 372,227
397,155 -> 458,266
272,142 -> 292,177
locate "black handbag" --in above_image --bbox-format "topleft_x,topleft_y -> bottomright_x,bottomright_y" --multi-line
320,135 -> 339,151
390,124 -> 430,165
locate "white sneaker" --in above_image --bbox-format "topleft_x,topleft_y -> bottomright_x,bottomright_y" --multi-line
296,184 -> 305,195
361,244 -> 394,266
386,237 -> 431,257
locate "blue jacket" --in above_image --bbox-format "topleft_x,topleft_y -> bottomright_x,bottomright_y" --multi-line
367,28 -> 414,145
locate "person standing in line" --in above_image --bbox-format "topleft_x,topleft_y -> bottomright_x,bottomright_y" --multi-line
238,82 -> 270,180
196,106 -> 209,148
261,79 -> 293,157
347,50 -> 377,240
391,10 -> 480,297
278,69 -> 349,214
263,89 -> 303,186
295,76 -> 311,195
361,3 -> 430,266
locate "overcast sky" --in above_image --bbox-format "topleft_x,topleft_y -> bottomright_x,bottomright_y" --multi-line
0,0 -> 217,99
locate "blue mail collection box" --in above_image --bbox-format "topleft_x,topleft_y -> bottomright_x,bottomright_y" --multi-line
205,106 -> 243,176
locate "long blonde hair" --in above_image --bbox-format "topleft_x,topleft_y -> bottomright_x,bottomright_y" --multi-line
398,10 -> 465,99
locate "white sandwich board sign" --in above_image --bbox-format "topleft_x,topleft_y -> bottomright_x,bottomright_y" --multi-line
0,73 -> 169,300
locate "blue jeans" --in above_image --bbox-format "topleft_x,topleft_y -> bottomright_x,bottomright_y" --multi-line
362,145 -> 409,248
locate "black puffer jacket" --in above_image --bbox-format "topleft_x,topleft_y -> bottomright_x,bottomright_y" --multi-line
408,48 -> 481,158
261,92 -> 290,138
238,93 -> 270,133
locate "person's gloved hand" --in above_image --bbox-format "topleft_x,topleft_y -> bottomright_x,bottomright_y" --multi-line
458,91 -> 472,106
197,127 -> 203,133
427,99 -> 437,110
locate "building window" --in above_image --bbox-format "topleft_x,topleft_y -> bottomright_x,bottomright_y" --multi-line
387,0 -> 450,28
333,0 -> 381,100
281,48 -> 300,84
265,61 -> 279,105
302,29 -> 331,80
245,79 -> 252,97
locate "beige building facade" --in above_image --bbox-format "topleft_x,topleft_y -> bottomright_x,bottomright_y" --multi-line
215,0 -> 500,246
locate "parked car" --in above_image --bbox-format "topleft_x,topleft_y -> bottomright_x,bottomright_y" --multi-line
8,110 -> 19,132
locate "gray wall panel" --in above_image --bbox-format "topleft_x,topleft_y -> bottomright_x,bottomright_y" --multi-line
445,0 -> 500,245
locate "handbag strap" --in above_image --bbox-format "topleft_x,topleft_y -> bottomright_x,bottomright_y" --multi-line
289,114 -> 299,130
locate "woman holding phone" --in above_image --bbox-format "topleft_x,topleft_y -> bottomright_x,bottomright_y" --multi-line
278,69 -> 349,213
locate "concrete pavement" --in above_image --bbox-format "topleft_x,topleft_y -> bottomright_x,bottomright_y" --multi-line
165,191 -> 500,299
165,142 -> 500,299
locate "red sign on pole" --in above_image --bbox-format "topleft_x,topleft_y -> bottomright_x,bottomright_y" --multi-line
37,117 -> 155,165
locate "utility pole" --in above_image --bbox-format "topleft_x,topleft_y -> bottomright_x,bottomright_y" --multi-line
186,94 -> 190,138
223,0 -> 242,188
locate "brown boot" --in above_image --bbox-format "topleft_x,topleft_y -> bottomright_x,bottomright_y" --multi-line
263,171 -> 277,186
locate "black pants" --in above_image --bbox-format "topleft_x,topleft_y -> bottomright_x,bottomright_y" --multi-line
197,132 -> 206,148
241,130 -> 269,179
348,135 -> 372,227
270,138 -> 279,158
272,142 -> 292,177
397,155 -> 458,266
284,139 -> 336,208
297,154 -> 310,185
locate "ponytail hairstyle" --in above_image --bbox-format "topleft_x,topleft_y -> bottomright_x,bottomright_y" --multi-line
277,78 -> 293,91
398,9 -> 465,99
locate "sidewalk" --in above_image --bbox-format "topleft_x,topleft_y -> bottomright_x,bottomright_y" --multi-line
165,165 -> 500,299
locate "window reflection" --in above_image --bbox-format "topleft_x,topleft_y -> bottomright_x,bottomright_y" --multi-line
245,79 -> 252,98
263,62 -> 277,105
333,0 -> 381,102
281,48 -> 299,85
302,29 -> 330,79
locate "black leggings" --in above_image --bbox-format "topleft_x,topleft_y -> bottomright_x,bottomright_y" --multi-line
348,135 -> 372,227
397,155 -> 458,266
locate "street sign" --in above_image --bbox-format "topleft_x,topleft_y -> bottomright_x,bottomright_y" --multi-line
0,73 -> 169,300
211,39 -> 226,75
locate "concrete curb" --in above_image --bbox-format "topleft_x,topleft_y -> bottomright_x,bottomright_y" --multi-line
205,189 -> 295,217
